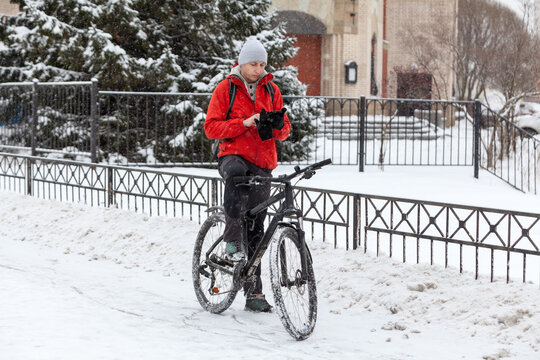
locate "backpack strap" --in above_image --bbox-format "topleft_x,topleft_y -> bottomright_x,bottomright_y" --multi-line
265,81 -> 275,107
225,78 -> 237,120
214,79 -> 237,159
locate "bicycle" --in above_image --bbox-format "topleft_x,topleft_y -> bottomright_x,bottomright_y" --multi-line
192,158 -> 332,340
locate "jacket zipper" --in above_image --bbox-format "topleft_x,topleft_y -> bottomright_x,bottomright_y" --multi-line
231,74 -> 272,167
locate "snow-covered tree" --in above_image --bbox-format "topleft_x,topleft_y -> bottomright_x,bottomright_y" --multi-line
1,0 -> 182,91
0,0 -> 316,163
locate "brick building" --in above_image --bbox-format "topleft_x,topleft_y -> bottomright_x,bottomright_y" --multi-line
0,0 -> 19,16
271,0 -> 457,99
0,0 -> 457,99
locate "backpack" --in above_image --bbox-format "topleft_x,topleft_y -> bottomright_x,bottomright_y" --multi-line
211,78 -> 275,159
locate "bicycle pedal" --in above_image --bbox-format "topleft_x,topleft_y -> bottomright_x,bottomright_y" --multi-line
210,254 -> 234,267
226,252 -> 246,262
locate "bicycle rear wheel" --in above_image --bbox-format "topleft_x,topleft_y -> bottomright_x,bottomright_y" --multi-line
192,211 -> 239,314
269,226 -> 317,340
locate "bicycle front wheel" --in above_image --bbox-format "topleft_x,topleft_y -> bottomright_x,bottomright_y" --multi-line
192,211 -> 239,314
269,226 -> 317,340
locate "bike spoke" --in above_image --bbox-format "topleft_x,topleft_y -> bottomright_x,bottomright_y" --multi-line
192,212 -> 238,313
281,247 -> 310,329
270,226 -> 317,340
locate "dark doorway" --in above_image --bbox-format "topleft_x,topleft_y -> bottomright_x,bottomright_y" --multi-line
396,72 -> 432,115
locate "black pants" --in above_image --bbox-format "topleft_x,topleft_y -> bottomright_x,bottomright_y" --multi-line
218,155 -> 271,295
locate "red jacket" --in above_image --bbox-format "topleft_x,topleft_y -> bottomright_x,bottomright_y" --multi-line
204,71 -> 291,170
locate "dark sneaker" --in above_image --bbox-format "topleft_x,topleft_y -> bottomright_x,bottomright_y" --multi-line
245,294 -> 273,313
226,241 -> 245,262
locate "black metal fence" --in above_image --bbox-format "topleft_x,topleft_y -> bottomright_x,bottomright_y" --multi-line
0,82 -> 33,152
1,81 -> 539,194
0,80 -> 96,159
1,152 -> 538,285
97,90 -> 212,165
479,103 -> 539,194
1,81 -> 476,167
362,98 -> 475,168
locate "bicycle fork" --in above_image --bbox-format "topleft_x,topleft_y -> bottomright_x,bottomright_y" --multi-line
297,217 -> 310,283
279,215 -> 310,288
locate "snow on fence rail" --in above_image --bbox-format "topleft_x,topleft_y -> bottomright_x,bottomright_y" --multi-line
0,152 -> 538,285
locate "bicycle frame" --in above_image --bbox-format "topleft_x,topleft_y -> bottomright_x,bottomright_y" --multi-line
241,181 -> 310,286
204,158 -> 331,291
204,181 -> 311,290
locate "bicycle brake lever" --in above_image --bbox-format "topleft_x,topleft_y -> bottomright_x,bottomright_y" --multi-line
302,170 -> 315,180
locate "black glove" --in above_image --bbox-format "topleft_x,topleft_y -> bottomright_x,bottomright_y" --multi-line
264,107 -> 287,130
256,109 -> 273,141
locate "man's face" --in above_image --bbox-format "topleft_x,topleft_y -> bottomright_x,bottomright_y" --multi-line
240,62 -> 266,83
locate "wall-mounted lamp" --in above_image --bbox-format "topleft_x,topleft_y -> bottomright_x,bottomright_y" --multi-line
345,61 -> 357,84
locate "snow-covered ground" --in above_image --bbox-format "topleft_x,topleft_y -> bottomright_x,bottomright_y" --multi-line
1,163 -> 539,359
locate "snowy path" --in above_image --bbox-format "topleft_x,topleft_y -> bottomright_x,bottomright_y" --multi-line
0,191 -> 539,359
1,240 -> 388,359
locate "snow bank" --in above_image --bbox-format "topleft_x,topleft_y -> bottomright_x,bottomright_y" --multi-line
0,190 -> 539,359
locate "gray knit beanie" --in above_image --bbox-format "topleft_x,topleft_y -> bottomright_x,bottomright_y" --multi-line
238,38 -> 267,65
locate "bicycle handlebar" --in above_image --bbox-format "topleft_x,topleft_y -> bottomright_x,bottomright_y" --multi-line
233,158 -> 332,185
309,158 -> 332,170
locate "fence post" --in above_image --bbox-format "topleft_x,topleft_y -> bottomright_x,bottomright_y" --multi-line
353,194 -> 361,250
26,158 -> 32,196
90,78 -> 98,163
211,178 -> 218,207
358,96 -> 366,172
107,166 -> 114,207
473,100 -> 481,179
31,79 -> 38,156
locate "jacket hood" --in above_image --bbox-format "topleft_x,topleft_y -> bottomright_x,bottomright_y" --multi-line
228,64 -> 271,88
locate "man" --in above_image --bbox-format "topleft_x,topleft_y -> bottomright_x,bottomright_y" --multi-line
204,37 -> 291,312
